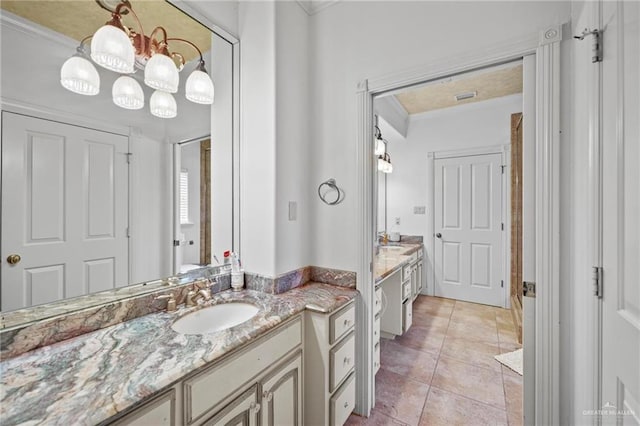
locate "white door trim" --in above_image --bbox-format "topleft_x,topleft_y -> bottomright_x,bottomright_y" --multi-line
356,24 -> 564,423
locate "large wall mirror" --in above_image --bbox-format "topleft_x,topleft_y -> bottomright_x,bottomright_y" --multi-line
0,0 -> 238,317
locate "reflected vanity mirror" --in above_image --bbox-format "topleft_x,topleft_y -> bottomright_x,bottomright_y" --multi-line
0,0 -> 237,319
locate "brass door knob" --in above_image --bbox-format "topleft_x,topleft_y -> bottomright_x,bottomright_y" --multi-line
7,254 -> 21,265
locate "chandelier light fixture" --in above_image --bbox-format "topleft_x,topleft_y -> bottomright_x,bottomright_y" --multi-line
59,0 -> 215,118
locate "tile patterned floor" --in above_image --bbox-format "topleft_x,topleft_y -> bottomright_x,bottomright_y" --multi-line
346,296 -> 523,426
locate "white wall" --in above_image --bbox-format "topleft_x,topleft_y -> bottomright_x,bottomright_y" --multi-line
309,1 -> 571,272
238,1 -> 277,276
381,94 -> 523,237
275,1 -> 311,274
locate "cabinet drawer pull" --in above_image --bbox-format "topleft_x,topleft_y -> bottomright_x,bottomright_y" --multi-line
250,402 -> 261,414
343,319 -> 351,327
343,356 -> 351,365
344,401 -> 349,409
262,390 -> 273,402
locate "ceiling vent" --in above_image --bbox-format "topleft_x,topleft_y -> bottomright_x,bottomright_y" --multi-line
454,91 -> 477,101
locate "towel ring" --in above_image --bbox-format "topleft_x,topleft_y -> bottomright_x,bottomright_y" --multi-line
318,178 -> 345,205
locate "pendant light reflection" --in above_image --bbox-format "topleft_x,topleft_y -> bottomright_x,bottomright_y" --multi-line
59,1 -> 216,118
185,63 -> 215,104
60,54 -> 100,96
90,25 -> 135,73
150,90 -> 177,118
112,76 -> 144,110
144,53 -> 180,93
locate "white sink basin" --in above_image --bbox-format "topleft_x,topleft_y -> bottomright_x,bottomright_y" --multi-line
172,303 -> 259,335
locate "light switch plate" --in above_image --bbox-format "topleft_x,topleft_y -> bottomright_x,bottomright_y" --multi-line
288,201 -> 297,221
414,206 -> 426,215
395,217 -> 400,225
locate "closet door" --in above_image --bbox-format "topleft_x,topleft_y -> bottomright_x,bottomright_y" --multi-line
1,112 -> 129,311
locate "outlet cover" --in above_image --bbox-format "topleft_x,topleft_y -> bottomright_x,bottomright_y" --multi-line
288,201 -> 297,221
414,206 -> 426,215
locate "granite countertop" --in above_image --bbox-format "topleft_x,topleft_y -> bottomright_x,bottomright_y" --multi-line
0,283 -> 357,426
374,243 -> 423,283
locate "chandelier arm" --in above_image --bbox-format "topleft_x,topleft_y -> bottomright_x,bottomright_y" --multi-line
150,26 -> 169,49
114,2 -> 145,55
165,38 -> 205,63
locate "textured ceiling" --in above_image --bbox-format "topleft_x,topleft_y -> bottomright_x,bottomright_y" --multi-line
395,64 -> 523,115
1,0 -> 211,63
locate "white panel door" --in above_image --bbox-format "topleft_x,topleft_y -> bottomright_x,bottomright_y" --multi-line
1,112 -> 129,311
600,1 -> 640,423
434,153 -> 503,307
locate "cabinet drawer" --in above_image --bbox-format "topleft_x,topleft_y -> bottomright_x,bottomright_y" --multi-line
403,298 -> 413,333
374,287 -> 383,316
374,342 -> 381,374
184,317 -> 302,425
402,264 -> 412,281
330,332 -> 355,391
373,313 -> 381,345
330,372 -> 356,426
110,389 -> 175,426
402,280 -> 411,301
329,302 -> 355,345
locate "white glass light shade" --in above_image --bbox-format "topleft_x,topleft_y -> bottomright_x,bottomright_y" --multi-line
144,54 -> 179,93
185,70 -> 214,104
150,90 -> 177,118
385,162 -> 393,173
112,76 -> 144,110
378,157 -> 386,171
374,137 -> 386,156
90,25 -> 135,73
60,56 -> 100,96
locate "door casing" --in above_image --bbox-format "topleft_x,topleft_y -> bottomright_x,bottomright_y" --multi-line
356,24 -> 564,426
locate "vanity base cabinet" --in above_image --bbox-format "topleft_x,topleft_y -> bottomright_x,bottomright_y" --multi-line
203,385 -> 260,426
304,302 -> 356,426
108,389 -> 176,426
107,316 -> 303,426
379,270 -> 403,336
260,351 -> 302,426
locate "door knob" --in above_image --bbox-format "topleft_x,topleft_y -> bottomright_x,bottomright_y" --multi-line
7,254 -> 21,265
435,233 -> 442,239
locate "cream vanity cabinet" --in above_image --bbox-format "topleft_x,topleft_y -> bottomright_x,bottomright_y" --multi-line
411,248 -> 424,300
108,316 -> 303,426
304,301 -> 356,426
373,287 -> 382,375
380,265 -> 412,337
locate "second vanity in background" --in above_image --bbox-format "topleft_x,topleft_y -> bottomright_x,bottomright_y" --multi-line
374,244 -> 424,341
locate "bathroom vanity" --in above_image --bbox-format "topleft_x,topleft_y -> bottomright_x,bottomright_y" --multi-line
374,244 -> 424,341
0,283 -> 358,426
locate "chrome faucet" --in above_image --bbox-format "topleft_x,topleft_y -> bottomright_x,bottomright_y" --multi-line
186,288 -> 212,306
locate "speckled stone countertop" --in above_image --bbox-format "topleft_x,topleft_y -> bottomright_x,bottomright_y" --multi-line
0,283 -> 357,426
374,243 -> 423,283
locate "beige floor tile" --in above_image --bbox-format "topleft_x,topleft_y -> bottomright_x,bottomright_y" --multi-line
375,368 -> 430,426
446,321 -> 499,343
411,311 -> 451,332
503,374 -> 523,426
440,336 -> 503,372
419,387 -> 508,426
345,409 -> 410,426
431,356 -> 506,409
380,339 -> 439,384
395,324 -> 447,353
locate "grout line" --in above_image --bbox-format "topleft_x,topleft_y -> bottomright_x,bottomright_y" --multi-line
429,385 -> 509,417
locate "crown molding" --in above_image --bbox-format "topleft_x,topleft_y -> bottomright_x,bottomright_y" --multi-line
295,0 -> 342,16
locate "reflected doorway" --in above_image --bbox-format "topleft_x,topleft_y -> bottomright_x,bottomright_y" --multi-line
173,137 -> 212,274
